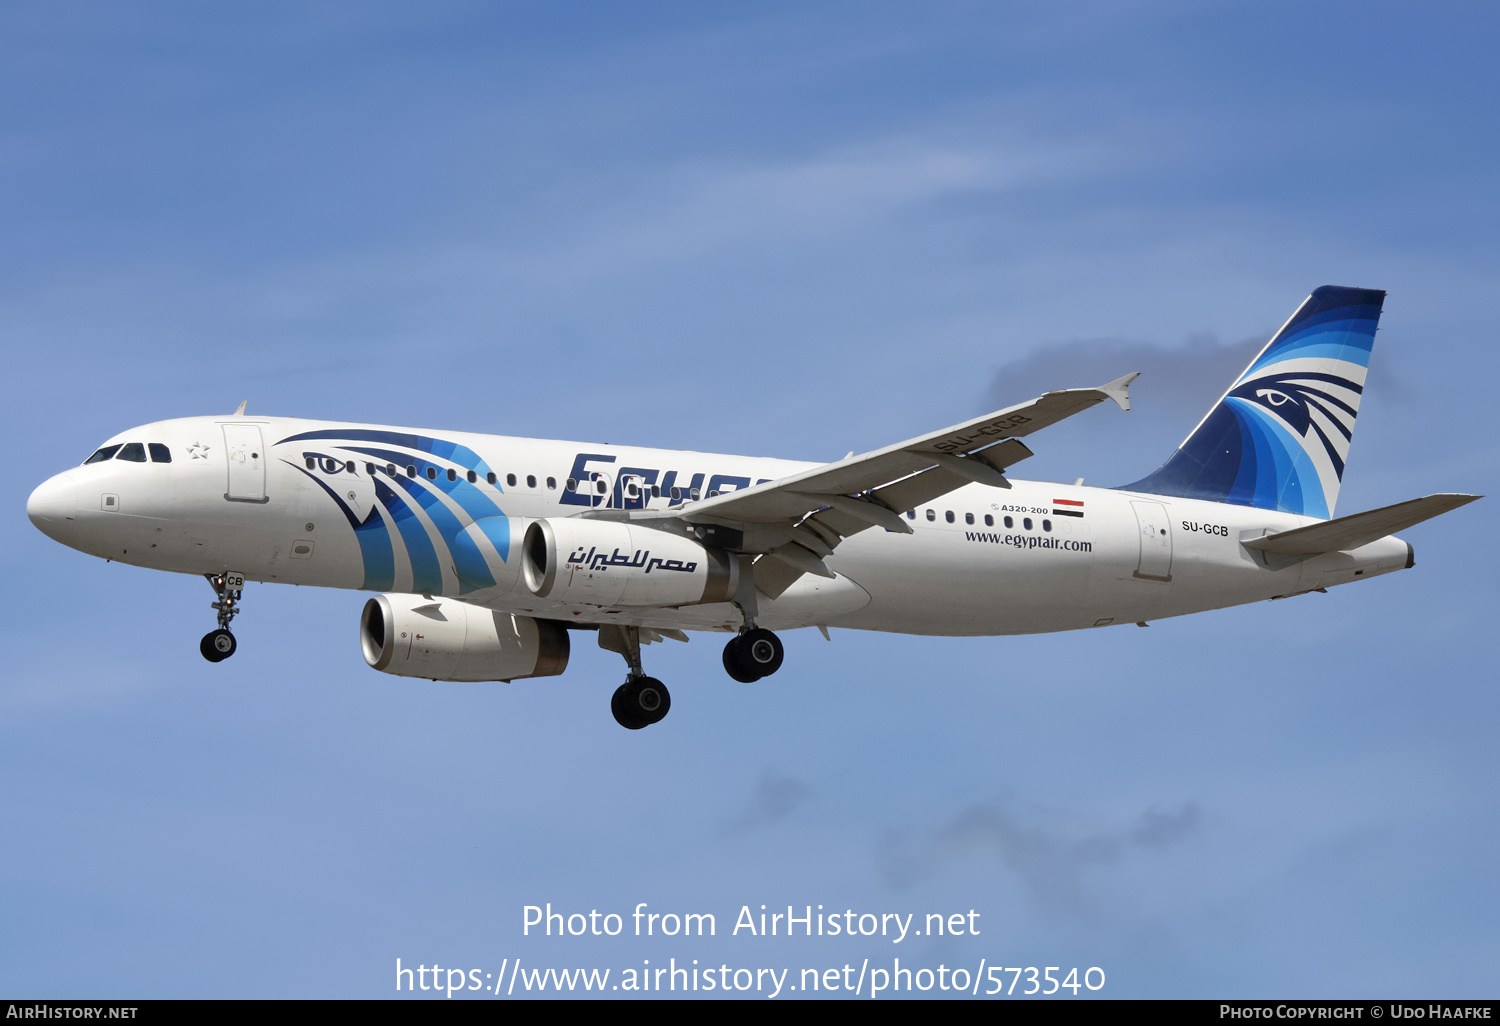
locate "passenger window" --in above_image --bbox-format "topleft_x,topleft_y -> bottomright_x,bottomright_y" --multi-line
305,457 -> 316,470
925,509 -> 935,521
651,485 -> 660,498
507,474 -> 517,487
945,511 -> 954,523
365,463 -> 375,475
527,475 -> 537,489
594,478 -> 606,494
84,445 -> 122,464
487,472 -> 496,485
906,510 -> 915,519
116,442 -> 147,462
546,477 -> 556,490
965,512 -> 974,525
566,478 -> 578,492
1023,517 -> 1032,530
1043,519 -> 1052,532
387,464 -> 396,476
467,470 -> 477,483
347,461 -> 356,473
671,487 -> 681,500
1004,516 -> 1013,528
447,468 -> 457,482
149,444 -> 172,463
984,514 -> 993,527
406,465 -> 416,478
425,466 -> 437,480
690,488 -> 701,500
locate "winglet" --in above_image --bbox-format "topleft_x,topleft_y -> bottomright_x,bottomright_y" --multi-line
1097,372 -> 1140,412
233,401 -> 248,416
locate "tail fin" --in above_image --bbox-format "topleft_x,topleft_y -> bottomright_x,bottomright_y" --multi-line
1121,285 -> 1386,519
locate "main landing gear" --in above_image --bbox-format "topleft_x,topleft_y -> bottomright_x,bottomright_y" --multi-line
200,571 -> 244,663
723,627 -> 784,683
599,625 -> 672,730
597,620 -> 787,730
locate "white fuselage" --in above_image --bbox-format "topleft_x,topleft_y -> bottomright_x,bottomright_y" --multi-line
27,415 -> 1413,638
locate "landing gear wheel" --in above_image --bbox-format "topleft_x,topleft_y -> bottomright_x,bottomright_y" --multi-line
741,627 -> 784,677
611,676 -> 671,729
724,628 -> 783,681
200,629 -> 236,663
722,635 -> 761,682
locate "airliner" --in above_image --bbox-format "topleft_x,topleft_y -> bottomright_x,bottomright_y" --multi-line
26,286 -> 1479,729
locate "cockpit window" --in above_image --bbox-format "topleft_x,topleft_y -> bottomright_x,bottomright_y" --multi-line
149,443 -> 172,463
84,444 -> 122,465
116,443 -> 147,462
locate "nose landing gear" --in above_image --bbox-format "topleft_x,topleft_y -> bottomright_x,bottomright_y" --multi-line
201,572 -> 244,663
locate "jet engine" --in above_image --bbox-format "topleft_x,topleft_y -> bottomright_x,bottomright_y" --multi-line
360,593 -> 570,681
522,518 -> 737,608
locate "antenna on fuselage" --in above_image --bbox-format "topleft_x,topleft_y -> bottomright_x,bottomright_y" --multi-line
233,401 -> 247,415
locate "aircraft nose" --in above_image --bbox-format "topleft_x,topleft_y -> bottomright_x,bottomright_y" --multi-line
27,472 -> 77,542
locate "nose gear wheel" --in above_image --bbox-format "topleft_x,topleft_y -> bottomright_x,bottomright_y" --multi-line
200,572 -> 245,662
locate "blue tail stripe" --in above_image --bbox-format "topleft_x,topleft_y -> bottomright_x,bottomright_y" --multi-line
1245,306 -> 1380,376
1120,285 -> 1383,516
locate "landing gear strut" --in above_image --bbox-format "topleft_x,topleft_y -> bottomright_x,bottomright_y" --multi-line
722,627 -> 784,682
721,557 -> 785,682
201,572 -> 244,663
599,625 -> 672,730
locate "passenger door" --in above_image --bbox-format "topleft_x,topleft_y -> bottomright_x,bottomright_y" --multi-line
222,424 -> 267,502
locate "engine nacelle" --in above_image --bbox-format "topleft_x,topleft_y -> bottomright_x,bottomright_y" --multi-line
522,518 -> 737,608
360,593 -> 570,682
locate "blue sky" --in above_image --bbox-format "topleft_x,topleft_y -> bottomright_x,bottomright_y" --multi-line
3,1 -> 1497,999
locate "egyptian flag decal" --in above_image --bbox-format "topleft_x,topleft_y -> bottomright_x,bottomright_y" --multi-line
1052,498 -> 1085,518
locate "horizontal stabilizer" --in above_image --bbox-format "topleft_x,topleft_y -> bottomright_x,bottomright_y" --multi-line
1243,493 -> 1481,555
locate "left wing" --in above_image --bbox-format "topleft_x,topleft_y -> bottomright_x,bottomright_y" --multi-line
618,373 -> 1138,596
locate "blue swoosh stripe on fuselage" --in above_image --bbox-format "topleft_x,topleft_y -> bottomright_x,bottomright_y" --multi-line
333,445 -> 507,524
373,477 -> 444,595
388,474 -> 495,592
276,428 -> 494,476
288,464 -> 396,591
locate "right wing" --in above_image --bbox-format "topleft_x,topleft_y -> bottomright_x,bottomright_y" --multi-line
630,373 -> 1139,596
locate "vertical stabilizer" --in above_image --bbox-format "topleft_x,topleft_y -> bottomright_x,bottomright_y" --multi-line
1121,285 -> 1385,519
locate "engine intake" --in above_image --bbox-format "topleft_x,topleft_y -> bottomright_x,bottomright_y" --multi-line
522,518 -> 737,609
361,593 -> 570,681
